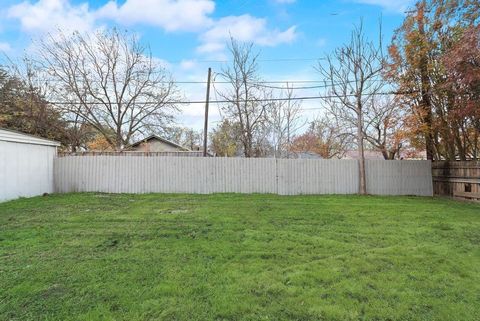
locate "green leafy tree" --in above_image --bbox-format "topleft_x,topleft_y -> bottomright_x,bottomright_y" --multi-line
210,120 -> 241,157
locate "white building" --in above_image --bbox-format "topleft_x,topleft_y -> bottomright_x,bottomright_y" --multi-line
0,128 -> 60,202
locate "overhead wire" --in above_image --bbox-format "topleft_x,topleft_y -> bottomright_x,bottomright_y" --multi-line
32,77 -> 387,86
0,91 -> 415,106
254,79 -> 388,90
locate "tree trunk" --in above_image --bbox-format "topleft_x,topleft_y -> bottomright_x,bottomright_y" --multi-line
473,121 -> 479,161
380,148 -> 389,160
417,2 -> 435,161
115,136 -> 122,151
357,110 -> 367,195
454,133 -> 465,161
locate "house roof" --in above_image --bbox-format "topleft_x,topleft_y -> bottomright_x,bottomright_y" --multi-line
128,134 -> 190,151
343,150 -> 384,160
0,128 -> 61,147
291,151 -> 323,159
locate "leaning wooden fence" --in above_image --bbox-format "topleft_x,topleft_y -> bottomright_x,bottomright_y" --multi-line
432,161 -> 480,200
54,157 -> 433,196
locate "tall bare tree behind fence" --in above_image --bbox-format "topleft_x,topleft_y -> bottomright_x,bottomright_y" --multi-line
54,157 -> 432,196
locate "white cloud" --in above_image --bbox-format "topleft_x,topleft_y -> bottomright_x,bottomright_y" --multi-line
179,59 -> 197,70
197,14 -> 297,54
316,38 -> 326,47
6,0 -> 295,59
96,0 -> 215,32
354,0 -> 414,12
8,0 -> 215,34
8,0 -> 96,34
0,42 -> 12,52
158,57 -> 222,129
149,56 -> 172,70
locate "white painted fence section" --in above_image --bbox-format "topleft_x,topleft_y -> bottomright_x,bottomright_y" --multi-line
54,156 -> 433,196
0,129 -> 60,202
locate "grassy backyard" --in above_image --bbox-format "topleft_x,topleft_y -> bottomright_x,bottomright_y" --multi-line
0,193 -> 479,321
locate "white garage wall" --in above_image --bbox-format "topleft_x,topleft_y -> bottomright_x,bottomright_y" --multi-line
0,130 -> 59,202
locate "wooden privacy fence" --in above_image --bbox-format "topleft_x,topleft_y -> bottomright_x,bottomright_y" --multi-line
54,156 -> 433,196
432,161 -> 480,200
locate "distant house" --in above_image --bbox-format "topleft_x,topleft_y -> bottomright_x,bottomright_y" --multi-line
126,135 -> 213,157
128,135 -> 189,152
290,151 -> 323,159
343,150 -> 385,160
399,150 -> 427,160
342,149 -> 427,160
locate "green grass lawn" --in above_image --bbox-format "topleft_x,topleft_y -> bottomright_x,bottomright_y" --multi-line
0,193 -> 479,321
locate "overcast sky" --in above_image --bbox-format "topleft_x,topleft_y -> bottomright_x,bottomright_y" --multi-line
0,0 -> 415,130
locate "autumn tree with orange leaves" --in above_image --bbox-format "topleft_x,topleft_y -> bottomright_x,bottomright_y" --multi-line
442,25 -> 480,159
387,0 -> 479,160
289,117 -> 351,159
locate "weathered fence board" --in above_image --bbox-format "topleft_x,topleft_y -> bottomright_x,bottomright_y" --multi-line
276,159 -> 359,195
366,160 -> 433,196
432,161 -> 480,200
54,156 -> 433,196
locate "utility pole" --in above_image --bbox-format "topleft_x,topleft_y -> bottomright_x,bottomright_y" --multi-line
203,67 -> 212,157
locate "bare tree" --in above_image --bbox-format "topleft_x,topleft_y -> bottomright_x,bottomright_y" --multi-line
216,39 -> 272,157
268,84 -> 305,158
316,22 -> 384,194
11,58 -> 98,152
37,28 -> 179,150
364,96 -> 406,160
162,126 -> 203,150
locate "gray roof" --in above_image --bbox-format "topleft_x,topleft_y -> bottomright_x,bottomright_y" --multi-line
0,128 -> 61,147
293,151 -> 323,159
128,134 -> 189,151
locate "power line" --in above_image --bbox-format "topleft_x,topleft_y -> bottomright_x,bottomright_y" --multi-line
0,91 -> 415,106
255,79 -> 387,90
25,78 -> 282,84
27,78 -> 387,86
